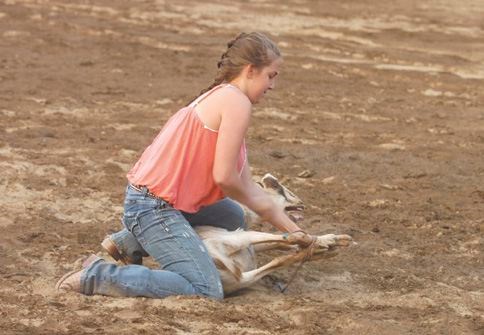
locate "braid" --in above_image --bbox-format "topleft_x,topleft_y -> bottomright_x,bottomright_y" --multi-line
227,32 -> 247,49
199,33 -> 248,96
217,51 -> 228,69
198,72 -> 225,96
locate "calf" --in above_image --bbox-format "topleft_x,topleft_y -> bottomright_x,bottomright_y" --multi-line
194,174 -> 352,294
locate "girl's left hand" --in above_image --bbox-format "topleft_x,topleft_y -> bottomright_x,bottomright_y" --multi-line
286,231 -> 314,247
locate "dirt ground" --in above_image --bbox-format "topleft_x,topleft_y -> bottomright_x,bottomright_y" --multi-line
1,0 -> 483,334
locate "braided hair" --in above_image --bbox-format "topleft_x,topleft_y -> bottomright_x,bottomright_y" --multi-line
198,32 -> 281,97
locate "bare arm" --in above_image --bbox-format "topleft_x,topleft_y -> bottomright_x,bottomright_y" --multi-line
212,91 -> 303,233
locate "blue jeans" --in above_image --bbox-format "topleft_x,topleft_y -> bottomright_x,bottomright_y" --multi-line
109,191 -> 246,263
80,184 -> 244,299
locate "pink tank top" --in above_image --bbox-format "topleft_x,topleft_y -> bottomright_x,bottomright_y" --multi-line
127,84 -> 247,213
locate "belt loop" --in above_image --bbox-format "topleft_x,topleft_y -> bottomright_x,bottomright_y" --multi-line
141,186 -> 149,197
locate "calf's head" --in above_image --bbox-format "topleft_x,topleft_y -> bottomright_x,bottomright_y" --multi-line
258,173 -> 305,222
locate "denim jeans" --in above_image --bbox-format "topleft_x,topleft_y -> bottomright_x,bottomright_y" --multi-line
110,192 -> 246,263
80,184 -> 244,299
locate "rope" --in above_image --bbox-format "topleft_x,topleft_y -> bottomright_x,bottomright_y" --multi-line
280,236 -> 318,293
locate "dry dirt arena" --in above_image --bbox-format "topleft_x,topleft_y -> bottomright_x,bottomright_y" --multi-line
1,0 -> 483,334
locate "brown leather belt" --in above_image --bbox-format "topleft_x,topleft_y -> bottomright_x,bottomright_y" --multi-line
129,184 -> 165,201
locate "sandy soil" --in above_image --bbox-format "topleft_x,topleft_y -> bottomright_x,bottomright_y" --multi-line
1,0 -> 483,334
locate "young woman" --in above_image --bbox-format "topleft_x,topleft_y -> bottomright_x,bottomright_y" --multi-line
56,32 -> 311,299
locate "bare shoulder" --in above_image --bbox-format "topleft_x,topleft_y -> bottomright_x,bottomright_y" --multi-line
205,85 -> 252,116
196,85 -> 251,131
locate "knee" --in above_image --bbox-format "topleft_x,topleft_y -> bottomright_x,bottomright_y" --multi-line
194,279 -> 224,300
228,202 -> 246,231
199,286 -> 224,300
234,213 -> 246,231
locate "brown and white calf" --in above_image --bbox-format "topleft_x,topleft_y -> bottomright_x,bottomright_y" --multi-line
194,174 -> 352,294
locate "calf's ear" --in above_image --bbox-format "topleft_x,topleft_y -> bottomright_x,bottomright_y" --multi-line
261,173 -> 283,192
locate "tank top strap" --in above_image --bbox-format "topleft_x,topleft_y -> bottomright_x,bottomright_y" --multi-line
189,83 -> 239,108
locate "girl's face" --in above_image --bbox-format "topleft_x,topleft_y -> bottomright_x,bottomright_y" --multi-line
247,57 -> 283,104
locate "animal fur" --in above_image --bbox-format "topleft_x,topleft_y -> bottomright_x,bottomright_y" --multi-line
196,174 -> 352,294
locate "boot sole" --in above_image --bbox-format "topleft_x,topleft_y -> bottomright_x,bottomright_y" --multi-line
101,236 -> 131,265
